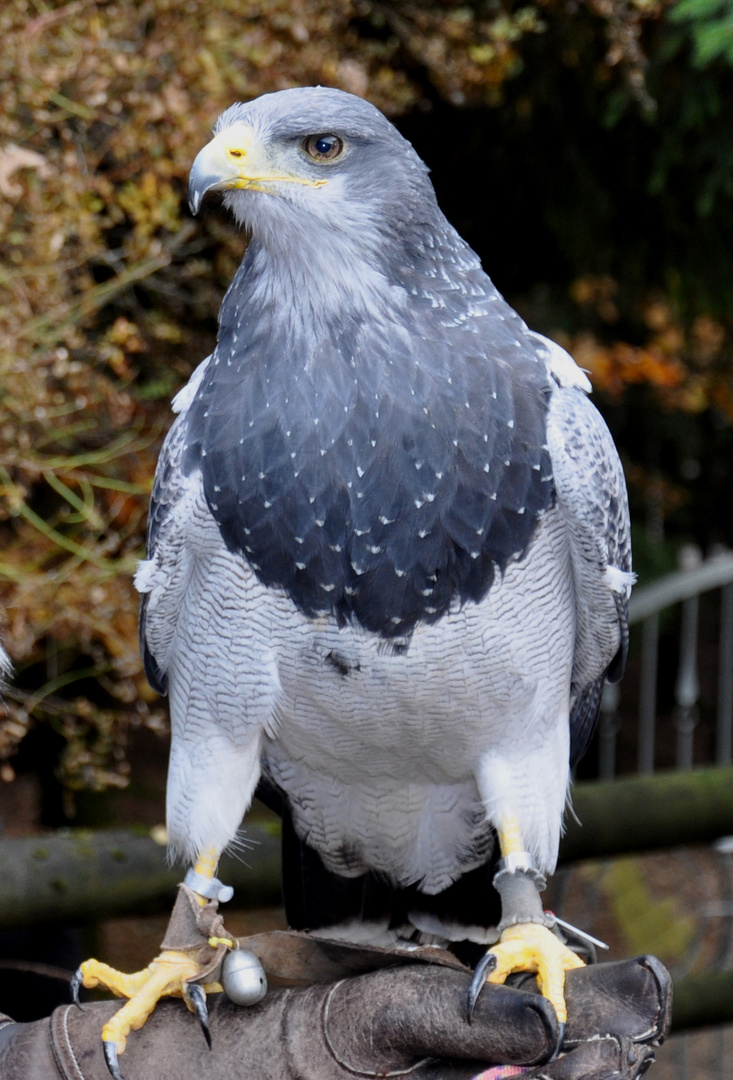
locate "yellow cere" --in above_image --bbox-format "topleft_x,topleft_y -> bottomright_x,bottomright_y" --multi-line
210,127 -> 329,190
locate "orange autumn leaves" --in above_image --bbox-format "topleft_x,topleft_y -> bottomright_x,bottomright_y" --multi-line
565,276 -> 733,416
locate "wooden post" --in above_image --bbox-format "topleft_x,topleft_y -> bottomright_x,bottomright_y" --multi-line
561,766 -> 733,863
0,826 -> 281,928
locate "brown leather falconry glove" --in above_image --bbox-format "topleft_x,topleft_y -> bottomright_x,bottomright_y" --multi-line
0,950 -> 671,1080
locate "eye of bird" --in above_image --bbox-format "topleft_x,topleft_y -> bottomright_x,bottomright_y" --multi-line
302,133 -> 345,162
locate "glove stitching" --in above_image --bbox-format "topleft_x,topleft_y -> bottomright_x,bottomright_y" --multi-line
627,1022 -> 659,1043
571,1024 -> 660,1046
321,979 -> 433,1078
50,1006 -> 86,1080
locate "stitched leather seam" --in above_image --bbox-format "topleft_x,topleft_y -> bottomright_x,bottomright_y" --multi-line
50,1006 -> 86,1080
321,979 -> 432,1078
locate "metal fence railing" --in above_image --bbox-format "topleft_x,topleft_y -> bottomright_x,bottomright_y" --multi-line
597,549 -> 733,780
589,550 -> 733,1074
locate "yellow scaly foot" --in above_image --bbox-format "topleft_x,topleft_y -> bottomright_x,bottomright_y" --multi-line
473,921 -> 585,1023
71,850 -> 240,1080
466,813 -> 585,1044
73,951 -> 223,1077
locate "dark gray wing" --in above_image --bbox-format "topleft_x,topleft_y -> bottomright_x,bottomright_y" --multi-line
136,357 -> 212,694
547,383 -> 633,767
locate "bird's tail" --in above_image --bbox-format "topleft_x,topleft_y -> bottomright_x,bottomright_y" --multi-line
257,775 -> 502,963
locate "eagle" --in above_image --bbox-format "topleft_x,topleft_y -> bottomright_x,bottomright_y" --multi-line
77,86 -> 632,1073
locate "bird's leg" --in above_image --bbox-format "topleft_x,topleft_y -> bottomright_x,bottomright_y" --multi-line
467,815 -> 583,1042
73,848 -> 239,1079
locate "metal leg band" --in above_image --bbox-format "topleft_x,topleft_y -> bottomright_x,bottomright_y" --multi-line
497,851 -> 540,875
184,868 -> 234,903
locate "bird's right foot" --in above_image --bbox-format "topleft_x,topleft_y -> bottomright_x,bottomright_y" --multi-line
72,871 -> 247,1078
73,949 -> 221,1078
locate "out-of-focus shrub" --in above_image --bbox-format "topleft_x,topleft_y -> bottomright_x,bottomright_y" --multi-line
2,0 -> 722,794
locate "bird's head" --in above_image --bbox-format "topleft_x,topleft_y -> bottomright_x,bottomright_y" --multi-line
188,87 -> 437,268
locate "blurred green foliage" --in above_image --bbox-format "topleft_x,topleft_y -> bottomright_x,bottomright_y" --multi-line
1,0 -> 732,796
670,0 -> 733,66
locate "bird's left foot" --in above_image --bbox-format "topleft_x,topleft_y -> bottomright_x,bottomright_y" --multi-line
467,922 -> 585,1032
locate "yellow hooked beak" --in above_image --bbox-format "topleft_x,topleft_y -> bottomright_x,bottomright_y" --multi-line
188,124 -> 328,215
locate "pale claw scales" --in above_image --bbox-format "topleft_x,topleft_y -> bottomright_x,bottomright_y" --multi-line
80,958 -> 153,1001
183,982 -> 212,1049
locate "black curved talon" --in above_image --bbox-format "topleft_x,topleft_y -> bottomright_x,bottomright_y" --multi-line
184,982 -> 212,1049
548,1021 -> 565,1062
70,968 -> 85,1011
466,951 -> 497,1023
103,1040 -> 124,1080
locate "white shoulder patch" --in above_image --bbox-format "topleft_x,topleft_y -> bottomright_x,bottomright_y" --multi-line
171,354 -> 212,415
603,565 -> 636,597
135,559 -> 161,594
528,331 -> 592,394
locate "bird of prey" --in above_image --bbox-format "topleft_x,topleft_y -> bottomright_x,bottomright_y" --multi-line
77,86 -> 632,1072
